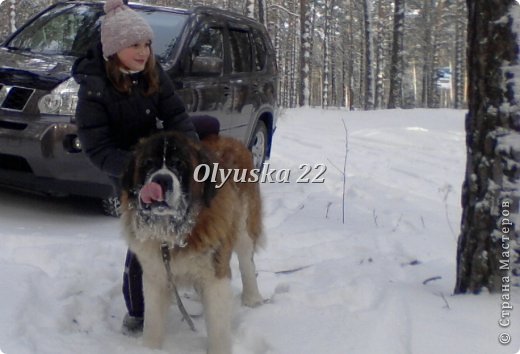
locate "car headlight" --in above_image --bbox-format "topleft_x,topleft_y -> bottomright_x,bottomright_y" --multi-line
38,77 -> 79,116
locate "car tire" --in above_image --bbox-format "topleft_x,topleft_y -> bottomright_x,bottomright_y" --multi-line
101,196 -> 121,217
249,120 -> 268,170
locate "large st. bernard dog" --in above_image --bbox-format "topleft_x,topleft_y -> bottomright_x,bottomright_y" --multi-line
120,131 -> 264,354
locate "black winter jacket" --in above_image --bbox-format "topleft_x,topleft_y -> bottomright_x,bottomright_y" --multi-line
72,43 -> 197,180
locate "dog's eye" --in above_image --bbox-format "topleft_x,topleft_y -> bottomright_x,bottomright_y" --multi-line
141,158 -> 157,170
167,158 -> 187,171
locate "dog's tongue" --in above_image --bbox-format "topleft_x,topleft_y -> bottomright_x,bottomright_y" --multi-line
139,182 -> 164,204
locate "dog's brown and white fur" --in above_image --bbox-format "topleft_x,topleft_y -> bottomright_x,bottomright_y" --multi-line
120,132 -> 264,354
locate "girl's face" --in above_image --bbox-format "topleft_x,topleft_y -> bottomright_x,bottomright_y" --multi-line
116,41 -> 151,72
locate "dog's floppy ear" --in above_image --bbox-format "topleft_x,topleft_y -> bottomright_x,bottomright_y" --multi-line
195,148 -> 217,207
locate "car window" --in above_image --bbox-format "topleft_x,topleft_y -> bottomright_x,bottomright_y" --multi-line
5,3 -> 188,61
186,25 -> 224,75
252,29 -> 267,71
139,10 -> 188,61
228,28 -> 252,73
6,4 -> 103,56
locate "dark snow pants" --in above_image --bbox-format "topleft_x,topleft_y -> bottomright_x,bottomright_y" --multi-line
123,250 -> 144,317
121,115 -> 220,317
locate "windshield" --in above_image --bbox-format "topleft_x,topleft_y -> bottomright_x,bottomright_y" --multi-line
5,3 -> 188,61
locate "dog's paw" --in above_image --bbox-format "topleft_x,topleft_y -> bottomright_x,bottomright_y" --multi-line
142,335 -> 163,349
242,293 -> 265,308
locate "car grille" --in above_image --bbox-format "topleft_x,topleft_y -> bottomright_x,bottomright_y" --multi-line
0,84 -> 35,111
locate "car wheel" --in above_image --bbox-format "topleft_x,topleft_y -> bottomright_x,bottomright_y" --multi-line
101,196 -> 121,217
249,120 -> 268,170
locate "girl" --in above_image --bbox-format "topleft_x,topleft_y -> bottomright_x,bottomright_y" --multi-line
72,0 -> 217,334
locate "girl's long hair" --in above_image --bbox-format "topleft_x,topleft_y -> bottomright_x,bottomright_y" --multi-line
105,46 -> 160,96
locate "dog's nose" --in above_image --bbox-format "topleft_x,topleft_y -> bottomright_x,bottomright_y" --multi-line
151,173 -> 174,193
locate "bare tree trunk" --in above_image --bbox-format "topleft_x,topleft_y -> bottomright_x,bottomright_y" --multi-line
9,0 -> 16,34
453,0 -> 466,109
374,0 -> 386,109
420,0 -> 433,107
346,0 -> 355,110
363,0 -> 374,110
428,0 -> 444,108
290,18 -> 298,108
322,0 -> 332,108
387,0 -> 405,109
330,14 -> 339,107
257,0 -> 266,25
243,0 -> 254,19
455,0 -> 520,294
299,0 -> 312,106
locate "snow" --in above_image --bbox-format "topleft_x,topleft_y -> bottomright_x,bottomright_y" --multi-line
0,108 -> 519,354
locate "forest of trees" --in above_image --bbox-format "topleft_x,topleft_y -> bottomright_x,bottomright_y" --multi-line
0,0 -> 467,110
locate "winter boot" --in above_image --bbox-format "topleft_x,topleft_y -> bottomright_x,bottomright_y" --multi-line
121,313 -> 144,336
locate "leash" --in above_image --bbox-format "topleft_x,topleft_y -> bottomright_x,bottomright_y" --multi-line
160,242 -> 196,332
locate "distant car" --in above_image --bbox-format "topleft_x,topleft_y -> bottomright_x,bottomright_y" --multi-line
436,67 -> 452,89
0,1 -> 278,215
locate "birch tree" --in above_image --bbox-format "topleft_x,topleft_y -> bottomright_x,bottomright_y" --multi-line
363,0 -> 374,110
243,0 -> 254,19
299,0 -> 312,106
453,0 -> 466,109
374,0 -> 392,109
322,0 -> 332,108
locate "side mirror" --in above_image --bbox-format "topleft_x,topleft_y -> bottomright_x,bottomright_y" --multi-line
191,56 -> 223,76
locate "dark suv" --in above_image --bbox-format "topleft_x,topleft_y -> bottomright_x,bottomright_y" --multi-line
0,1 -> 278,214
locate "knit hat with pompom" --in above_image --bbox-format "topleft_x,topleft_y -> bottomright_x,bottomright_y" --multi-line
100,0 -> 154,58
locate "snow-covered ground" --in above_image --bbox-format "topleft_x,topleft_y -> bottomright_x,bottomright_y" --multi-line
0,108 -> 518,354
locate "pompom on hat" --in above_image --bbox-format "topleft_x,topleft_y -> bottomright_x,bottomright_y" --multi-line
100,0 -> 154,58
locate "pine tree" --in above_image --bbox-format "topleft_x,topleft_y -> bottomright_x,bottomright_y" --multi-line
455,0 -> 520,294
388,0 -> 405,108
